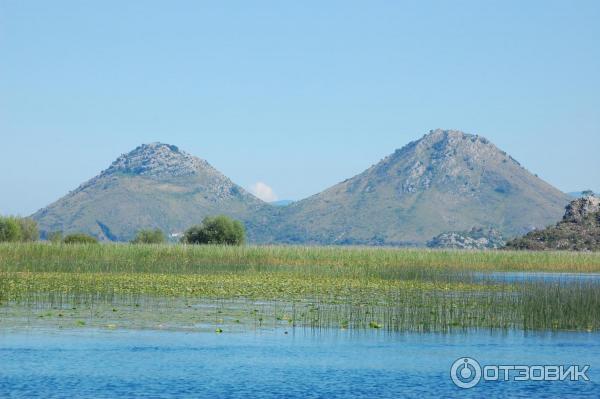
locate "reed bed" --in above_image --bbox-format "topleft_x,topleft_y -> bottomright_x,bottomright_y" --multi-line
1,243 -> 599,332
2,242 -> 600,274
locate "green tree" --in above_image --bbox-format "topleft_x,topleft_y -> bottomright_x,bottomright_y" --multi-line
182,215 -> 245,245
131,228 -> 166,244
17,218 -> 39,242
63,233 -> 99,244
0,216 -> 22,242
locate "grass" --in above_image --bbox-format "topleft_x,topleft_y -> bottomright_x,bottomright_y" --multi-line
2,242 -> 600,274
1,243 -> 599,332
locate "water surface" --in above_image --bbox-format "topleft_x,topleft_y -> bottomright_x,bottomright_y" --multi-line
1,328 -> 598,398
476,271 -> 600,283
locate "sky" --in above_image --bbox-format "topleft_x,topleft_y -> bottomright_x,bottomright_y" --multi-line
1,1 -> 599,213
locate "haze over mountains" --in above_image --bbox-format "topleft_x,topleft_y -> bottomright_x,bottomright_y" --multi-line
32,130 -> 572,245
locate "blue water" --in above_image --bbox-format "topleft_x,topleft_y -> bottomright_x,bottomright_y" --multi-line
475,272 -> 600,284
1,328 -> 599,398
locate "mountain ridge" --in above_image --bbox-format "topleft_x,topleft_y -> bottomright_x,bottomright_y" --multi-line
32,130 -> 572,245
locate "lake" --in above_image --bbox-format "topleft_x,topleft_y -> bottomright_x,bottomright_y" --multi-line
1,328 -> 598,398
476,271 -> 600,283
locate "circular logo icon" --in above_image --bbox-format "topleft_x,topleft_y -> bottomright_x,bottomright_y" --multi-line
451,357 -> 482,389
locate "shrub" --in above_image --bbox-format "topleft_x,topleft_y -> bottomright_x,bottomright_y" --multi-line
131,229 -> 166,244
17,218 -> 39,242
47,231 -> 63,244
0,216 -> 22,242
63,233 -> 99,244
182,215 -> 245,245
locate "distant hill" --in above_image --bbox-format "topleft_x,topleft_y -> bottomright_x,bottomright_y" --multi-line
270,200 -> 294,207
32,143 -> 269,241
253,130 -> 571,246
506,196 -> 600,251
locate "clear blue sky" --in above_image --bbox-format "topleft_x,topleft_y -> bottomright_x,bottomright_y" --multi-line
1,1 -> 599,214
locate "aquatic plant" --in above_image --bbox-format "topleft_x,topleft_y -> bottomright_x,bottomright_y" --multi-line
1,243 -> 599,332
2,243 -> 600,274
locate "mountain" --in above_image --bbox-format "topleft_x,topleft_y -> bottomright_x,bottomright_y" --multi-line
254,129 -> 571,246
506,195 -> 600,251
32,130 -> 573,246
32,143 -> 268,241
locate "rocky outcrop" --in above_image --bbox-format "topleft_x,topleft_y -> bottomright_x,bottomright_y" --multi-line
427,228 -> 505,250
506,195 -> 600,251
102,143 -> 209,178
563,196 -> 600,223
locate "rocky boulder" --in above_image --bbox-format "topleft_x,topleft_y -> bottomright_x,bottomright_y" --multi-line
427,227 -> 505,250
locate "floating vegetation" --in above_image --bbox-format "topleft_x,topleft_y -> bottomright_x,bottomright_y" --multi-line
0,243 -> 599,332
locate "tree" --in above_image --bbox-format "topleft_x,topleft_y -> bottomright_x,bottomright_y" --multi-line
17,218 -> 39,242
63,233 -> 99,244
0,216 -> 22,242
182,215 -> 245,245
582,190 -> 595,197
0,216 -> 39,242
131,228 -> 166,244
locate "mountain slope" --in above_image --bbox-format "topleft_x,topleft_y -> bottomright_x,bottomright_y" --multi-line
32,143 -> 268,241
254,129 -> 571,245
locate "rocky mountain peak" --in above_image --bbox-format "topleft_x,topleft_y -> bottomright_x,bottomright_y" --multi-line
102,142 -> 211,178
387,129 -> 500,167
421,128 -> 471,143
563,195 -> 600,223
416,129 -> 495,153
372,129 -> 516,196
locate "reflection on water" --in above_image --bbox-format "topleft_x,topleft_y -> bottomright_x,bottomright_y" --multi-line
0,328 -> 598,398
